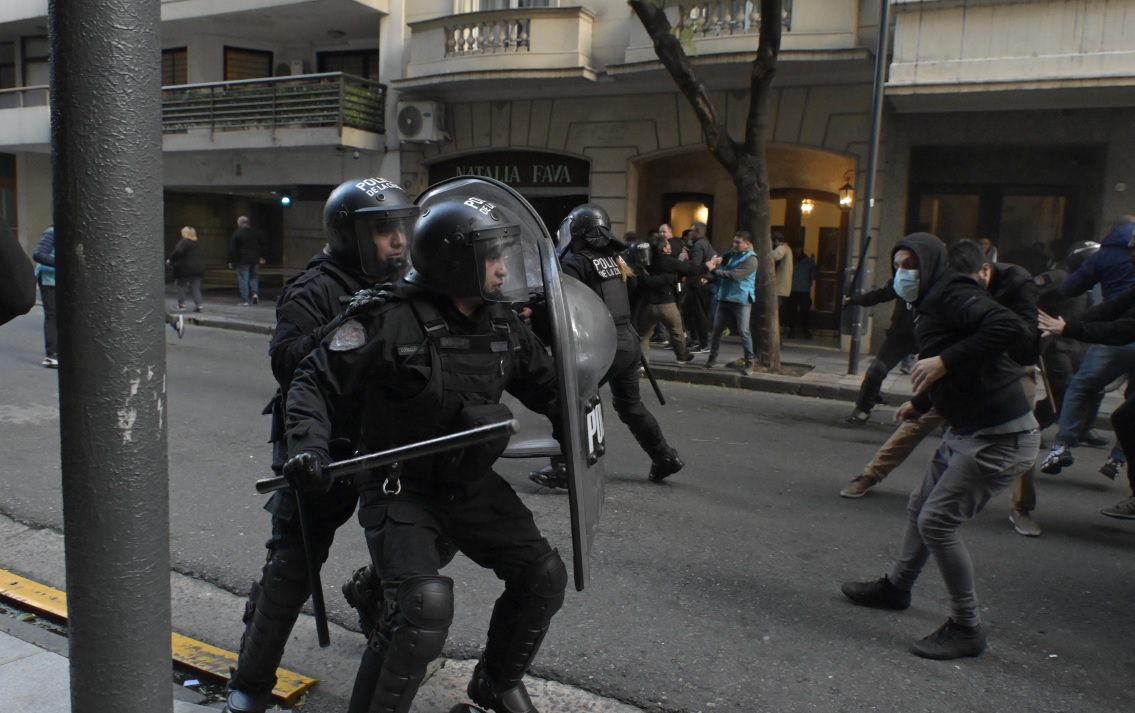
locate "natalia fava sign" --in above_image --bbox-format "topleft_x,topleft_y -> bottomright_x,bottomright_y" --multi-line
429,151 -> 590,190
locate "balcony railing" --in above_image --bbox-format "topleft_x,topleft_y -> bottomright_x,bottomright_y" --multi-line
161,73 -> 385,135
673,0 -> 793,37
0,85 -> 50,109
446,14 -> 530,56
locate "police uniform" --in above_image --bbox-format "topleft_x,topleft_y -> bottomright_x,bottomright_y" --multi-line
226,176 -> 419,713
286,288 -> 567,713
561,246 -> 679,472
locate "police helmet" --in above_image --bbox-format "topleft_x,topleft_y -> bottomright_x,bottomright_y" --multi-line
404,195 -> 528,303
1064,241 -> 1100,272
565,203 -> 627,252
324,178 -> 419,279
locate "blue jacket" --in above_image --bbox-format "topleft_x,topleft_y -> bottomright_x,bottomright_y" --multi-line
713,249 -> 757,303
33,226 -> 56,287
1064,222 -> 1135,300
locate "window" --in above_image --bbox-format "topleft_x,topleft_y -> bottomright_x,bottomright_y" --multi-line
162,48 -> 187,86
0,42 -> 14,89
22,36 -> 49,86
224,47 -> 273,81
317,50 -> 379,80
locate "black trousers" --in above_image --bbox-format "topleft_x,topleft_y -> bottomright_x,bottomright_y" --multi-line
356,473 -> 553,599
783,290 -> 812,336
602,332 -> 668,459
1109,396 -> 1135,496
40,282 -> 57,357
681,284 -> 711,347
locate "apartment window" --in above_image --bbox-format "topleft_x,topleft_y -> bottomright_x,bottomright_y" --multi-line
318,50 -> 379,80
162,48 -> 188,86
22,36 -> 49,86
455,0 -> 552,11
0,42 -> 14,89
224,47 -> 273,81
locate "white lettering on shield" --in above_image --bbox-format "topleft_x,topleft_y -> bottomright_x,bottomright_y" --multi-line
585,402 -> 605,457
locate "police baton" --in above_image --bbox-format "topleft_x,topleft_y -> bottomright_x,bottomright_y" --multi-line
255,419 -> 521,494
640,354 -> 666,406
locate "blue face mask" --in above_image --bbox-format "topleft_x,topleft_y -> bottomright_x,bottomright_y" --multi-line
893,267 -> 921,303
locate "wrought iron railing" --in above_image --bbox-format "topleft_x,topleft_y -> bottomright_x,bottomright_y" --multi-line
161,72 -> 385,134
673,0 -> 793,37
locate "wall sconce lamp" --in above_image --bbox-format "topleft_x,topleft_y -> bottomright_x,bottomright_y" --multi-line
800,198 -> 815,216
839,170 -> 855,210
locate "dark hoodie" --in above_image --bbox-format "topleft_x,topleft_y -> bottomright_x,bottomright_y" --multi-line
895,232 -> 1031,433
1064,221 -> 1135,300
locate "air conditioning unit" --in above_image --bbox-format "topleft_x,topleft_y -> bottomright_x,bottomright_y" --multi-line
396,101 -> 448,144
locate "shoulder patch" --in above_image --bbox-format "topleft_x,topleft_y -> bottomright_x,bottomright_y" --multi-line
329,318 -> 367,351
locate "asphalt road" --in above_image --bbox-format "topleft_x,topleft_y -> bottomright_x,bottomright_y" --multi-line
1,309 -> 1132,713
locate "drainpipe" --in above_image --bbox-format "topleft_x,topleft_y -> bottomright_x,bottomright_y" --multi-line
848,0 -> 892,375
50,1 -> 171,711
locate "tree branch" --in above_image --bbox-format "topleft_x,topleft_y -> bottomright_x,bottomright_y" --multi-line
628,1 -> 740,173
746,0 -> 782,154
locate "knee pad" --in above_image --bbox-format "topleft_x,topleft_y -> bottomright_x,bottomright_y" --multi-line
256,548 -> 311,617
383,575 -> 454,670
518,549 -> 568,601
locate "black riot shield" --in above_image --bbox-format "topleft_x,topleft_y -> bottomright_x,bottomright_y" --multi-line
416,177 -> 617,590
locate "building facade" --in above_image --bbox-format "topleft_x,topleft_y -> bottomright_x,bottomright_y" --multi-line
3,0 -> 1133,342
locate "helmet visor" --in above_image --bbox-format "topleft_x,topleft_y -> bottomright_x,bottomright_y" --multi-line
474,229 -> 528,303
354,212 -> 415,280
556,218 -> 573,256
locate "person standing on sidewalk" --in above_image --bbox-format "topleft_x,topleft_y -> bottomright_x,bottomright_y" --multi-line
1040,282 -> 1135,521
784,244 -> 817,338
229,215 -> 268,306
839,241 -> 1045,538
841,232 -> 1039,661
704,230 -> 758,375
32,225 -> 58,368
168,225 -> 206,313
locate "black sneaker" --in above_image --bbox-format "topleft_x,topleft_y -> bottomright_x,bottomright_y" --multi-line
1039,445 -> 1073,475
840,575 -> 911,610
676,353 -> 695,363
648,450 -> 684,483
528,462 -> 568,489
1098,456 -> 1123,480
845,409 -> 870,425
251,293 -> 259,305
341,565 -> 382,637
467,659 -> 536,713
910,618 -> 987,660
705,355 -> 718,368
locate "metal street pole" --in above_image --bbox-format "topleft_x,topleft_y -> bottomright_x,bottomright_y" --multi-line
49,1 -> 170,711
847,0 -> 892,375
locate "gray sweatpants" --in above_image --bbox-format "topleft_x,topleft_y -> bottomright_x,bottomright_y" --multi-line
889,428 -> 1040,627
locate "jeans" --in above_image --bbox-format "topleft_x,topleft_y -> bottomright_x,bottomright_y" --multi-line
175,276 -> 203,308
1053,342 -> 1135,462
235,263 -> 260,302
889,428 -> 1040,627
39,283 -> 57,357
862,369 -> 1041,512
709,301 -> 753,360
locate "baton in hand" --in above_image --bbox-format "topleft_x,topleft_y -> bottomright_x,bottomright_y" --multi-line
256,419 -> 521,494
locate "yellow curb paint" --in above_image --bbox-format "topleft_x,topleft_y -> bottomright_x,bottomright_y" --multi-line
0,568 -> 316,705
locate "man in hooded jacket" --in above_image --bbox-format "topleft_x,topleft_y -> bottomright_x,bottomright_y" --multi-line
840,232 -> 1040,661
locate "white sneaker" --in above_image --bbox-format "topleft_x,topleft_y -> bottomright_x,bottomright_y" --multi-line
42,356 -> 58,368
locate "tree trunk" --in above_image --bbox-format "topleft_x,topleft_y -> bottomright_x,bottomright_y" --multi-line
628,0 -> 782,370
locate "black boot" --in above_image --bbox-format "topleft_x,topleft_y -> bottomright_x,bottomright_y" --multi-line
648,446 -> 684,483
527,459 -> 567,489
225,553 -> 311,713
468,659 -> 538,713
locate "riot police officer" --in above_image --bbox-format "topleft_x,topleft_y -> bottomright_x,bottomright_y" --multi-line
224,177 -> 417,713
531,203 -> 684,487
283,192 -> 568,713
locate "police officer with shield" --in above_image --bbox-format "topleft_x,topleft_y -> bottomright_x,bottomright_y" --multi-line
224,177 -> 416,713
284,190 -> 568,713
530,203 -> 684,487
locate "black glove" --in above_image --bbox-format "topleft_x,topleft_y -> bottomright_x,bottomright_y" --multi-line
282,451 -> 332,493
345,283 -> 396,318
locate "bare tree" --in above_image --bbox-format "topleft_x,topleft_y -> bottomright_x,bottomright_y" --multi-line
629,0 -> 783,370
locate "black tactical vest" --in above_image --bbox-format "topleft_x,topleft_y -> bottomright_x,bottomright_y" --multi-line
572,248 -> 632,325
